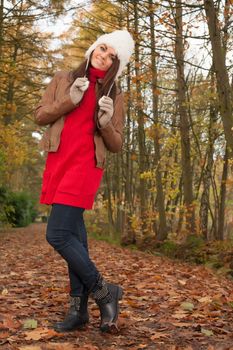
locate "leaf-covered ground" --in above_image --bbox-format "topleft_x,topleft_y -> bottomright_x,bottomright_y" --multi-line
0,223 -> 233,350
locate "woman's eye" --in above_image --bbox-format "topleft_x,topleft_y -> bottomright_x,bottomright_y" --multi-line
100,46 -> 105,51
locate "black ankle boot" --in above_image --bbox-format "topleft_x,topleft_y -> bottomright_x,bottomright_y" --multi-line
92,277 -> 123,333
54,294 -> 89,332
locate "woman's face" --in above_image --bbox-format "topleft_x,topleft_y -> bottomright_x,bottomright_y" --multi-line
91,44 -> 116,71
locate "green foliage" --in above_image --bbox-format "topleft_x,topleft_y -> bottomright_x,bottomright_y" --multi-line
0,186 -> 37,227
85,210 -> 122,246
0,186 -> 14,226
152,234 -> 206,264
184,234 -> 205,250
159,240 -> 178,257
205,254 -> 224,269
0,150 -> 6,179
175,235 -> 206,264
89,230 -> 121,246
23,319 -> 38,329
7,191 -> 37,227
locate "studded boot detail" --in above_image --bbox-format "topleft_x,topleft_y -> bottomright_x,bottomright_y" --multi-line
92,276 -> 123,333
54,294 -> 89,332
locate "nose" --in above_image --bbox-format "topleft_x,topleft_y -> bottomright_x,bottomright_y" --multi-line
100,51 -> 108,60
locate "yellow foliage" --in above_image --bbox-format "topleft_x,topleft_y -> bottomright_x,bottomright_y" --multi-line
140,171 -> 154,180
0,120 -> 29,182
61,0 -> 123,70
129,214 -> 141,231
145,123 -> 166,140
5,103 -> 17,113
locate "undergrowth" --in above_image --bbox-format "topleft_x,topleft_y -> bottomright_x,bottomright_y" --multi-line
85,211 -> 233,279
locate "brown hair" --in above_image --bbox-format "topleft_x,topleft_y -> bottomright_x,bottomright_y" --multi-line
71,55 -> 120,104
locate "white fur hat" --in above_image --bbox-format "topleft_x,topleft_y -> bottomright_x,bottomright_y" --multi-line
85,30 -> 134,79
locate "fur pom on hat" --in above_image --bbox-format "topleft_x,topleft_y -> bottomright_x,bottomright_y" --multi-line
85,30 -> 134,79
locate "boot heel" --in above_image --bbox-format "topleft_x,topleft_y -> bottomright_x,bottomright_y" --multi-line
118,287 -> 123,300
93,279 -> 123,333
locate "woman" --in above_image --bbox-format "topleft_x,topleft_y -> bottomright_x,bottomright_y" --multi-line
34,30 -> 134,333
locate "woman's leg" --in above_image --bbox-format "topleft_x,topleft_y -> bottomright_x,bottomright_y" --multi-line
46,203 -> 123,333
46,204 -> 99,293
68,208 -> 89,297
46,204 -> 93,331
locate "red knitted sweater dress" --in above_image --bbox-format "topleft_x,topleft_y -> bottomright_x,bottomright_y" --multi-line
40,67 -> 106,209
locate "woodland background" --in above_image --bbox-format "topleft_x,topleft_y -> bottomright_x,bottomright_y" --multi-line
1,0 -> 233,252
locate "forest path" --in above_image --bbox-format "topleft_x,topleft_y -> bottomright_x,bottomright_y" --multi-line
0,223 -> 233,350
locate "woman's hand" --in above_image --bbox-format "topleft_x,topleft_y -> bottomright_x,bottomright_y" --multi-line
98,96 -> 114,128
70,77 -> 89,105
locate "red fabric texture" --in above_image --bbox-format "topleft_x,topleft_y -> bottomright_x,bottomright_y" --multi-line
40,67 -> 106,209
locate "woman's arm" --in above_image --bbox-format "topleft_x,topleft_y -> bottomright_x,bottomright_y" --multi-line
98,92 -> 125,153
34,71 -> 76,126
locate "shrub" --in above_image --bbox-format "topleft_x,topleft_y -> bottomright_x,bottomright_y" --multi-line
176,234 -> 206,264
0,186 -> 14,226
0,186 -> 37,227
6,191 -> 37,227
159,240 -> 178,257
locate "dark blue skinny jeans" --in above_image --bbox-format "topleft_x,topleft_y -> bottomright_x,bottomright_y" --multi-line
46,204 -> 100,297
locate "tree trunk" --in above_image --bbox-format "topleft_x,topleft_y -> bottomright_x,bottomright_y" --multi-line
0,0 -> 4,61
104,166 -> 114,229
149,0 -> 167,241
4,1 -> 23,125
199,73 -> 217,239
174,0 -> 195,232
217,146 -> 228,240
204,0 -> 233,154
116,152 -> 123,233
125,66 -> 132,208
133,0 -> 147,230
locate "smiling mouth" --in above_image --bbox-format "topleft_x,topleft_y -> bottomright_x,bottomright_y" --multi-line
96,57 -> 104,65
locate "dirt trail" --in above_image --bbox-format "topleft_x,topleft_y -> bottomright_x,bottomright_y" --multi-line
0,223 -> 233,350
